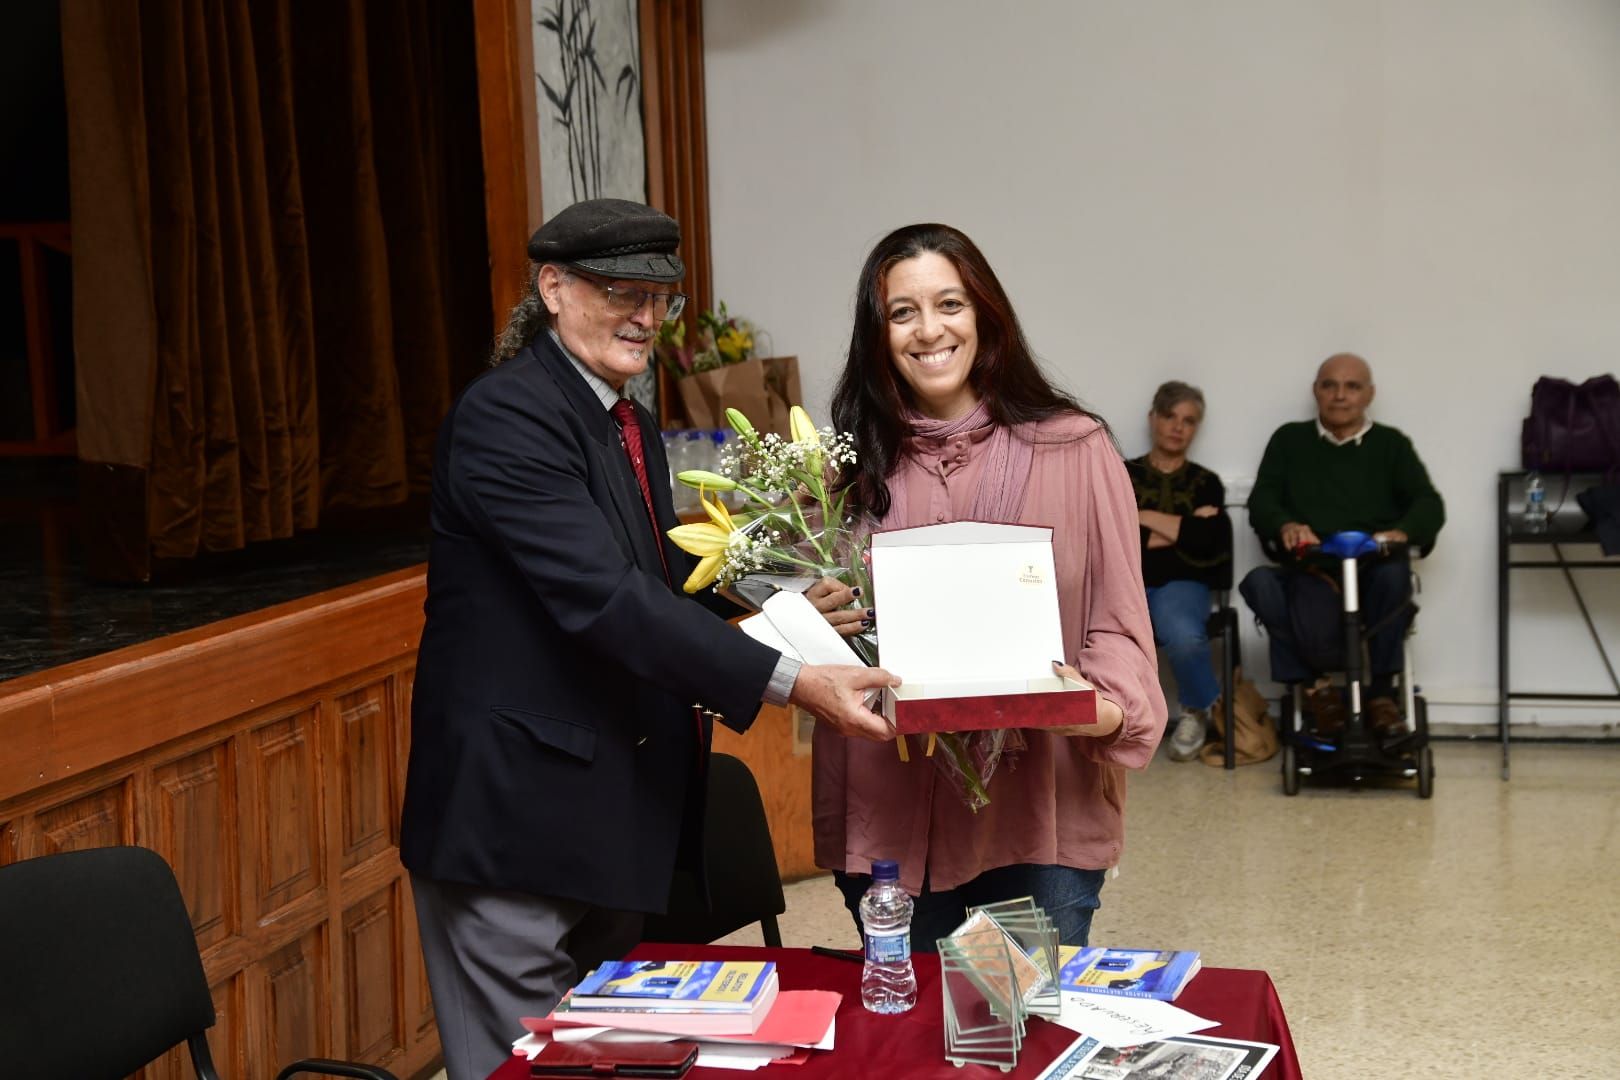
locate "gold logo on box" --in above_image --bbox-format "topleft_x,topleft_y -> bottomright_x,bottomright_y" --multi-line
1017,564 -> 1044,585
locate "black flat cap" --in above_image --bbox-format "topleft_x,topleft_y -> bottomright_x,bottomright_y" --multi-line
527,198 -> 684,283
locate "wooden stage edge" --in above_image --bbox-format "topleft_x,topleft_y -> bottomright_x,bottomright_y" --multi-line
0,563 -> 817,1079
0,566 -> 430,805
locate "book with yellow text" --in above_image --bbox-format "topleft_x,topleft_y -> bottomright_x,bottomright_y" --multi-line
565,959 -> 777,1014
1057,946 -> 1201,1002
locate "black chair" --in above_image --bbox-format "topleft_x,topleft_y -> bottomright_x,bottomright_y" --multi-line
1202,506 -> 1240,769
0,845 -> 398,1080
641,753 -> 786,948
1207,590 -> 1242,770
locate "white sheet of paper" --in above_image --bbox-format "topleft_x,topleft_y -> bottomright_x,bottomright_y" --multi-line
738,610 -> 802,661
693,1042 -> 794,1070
760,591 -> 864,666
1052,990 -> 1217,1047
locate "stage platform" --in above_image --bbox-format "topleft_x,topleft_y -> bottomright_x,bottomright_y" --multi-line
1,458 -> 430,683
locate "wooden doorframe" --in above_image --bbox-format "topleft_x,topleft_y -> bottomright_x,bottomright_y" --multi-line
639,0 -> 712,426
472,0 -> 713,428
472,0 -> 543,332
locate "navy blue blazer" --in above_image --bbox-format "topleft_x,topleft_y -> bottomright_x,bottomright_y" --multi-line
400,335 -> 780,912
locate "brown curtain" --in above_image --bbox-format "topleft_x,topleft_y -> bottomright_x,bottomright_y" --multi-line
62,0 -> 489,579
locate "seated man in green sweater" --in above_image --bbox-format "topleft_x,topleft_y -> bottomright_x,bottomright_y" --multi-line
1240,353 -> 1445,736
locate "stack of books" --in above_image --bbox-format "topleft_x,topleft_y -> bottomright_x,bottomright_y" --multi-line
516,959 -> 841,1071
552,959 -> 779,1035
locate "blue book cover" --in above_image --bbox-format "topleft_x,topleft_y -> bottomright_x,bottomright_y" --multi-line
1057,947 -> 1202,1001
569,960 -> 776,1011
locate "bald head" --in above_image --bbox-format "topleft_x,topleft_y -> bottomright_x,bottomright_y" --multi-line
1313,353 -> 1375,440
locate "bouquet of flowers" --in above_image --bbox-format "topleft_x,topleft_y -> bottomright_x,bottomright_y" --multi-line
654,302 -> 756,378
666,404 -> 1015,812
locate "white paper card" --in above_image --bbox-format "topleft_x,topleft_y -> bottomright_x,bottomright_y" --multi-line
758,591 -> 864,666
1052,991 -> 1217,1047
870,523 -> 1064,686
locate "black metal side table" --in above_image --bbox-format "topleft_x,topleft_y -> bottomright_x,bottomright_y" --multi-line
1496,470 -> 1619,779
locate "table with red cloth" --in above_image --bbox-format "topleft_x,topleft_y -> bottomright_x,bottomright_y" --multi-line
489,943 -> 1302,1080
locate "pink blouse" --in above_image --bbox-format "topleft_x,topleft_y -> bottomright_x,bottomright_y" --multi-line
812,412 -> 1167,894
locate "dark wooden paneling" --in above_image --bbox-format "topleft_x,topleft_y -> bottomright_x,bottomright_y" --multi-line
0,569 -> 439,1079
252,708 -> 324,919
30,780 -> 131,858
262,926 -> 330,1069
339,680 -> 395,871
342,883 -> 405,1067
154,743 -> 237,951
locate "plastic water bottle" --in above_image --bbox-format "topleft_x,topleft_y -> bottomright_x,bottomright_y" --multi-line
1524,471 -> 1547,533
858,859 -> 917,1015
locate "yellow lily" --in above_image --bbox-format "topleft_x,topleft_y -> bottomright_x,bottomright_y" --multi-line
789,405 -> 820,447
790,405 -> 824,482
667,493 -> 740,593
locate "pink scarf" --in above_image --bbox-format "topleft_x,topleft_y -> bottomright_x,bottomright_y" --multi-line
887,400 -> 1035,527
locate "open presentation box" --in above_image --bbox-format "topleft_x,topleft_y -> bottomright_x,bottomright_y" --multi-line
870,522 -> 1096,735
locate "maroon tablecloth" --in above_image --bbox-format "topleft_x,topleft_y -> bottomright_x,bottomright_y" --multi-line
490,943 -> 1302,1079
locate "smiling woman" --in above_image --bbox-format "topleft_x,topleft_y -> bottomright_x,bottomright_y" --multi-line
813,222 -> 1168,953
884,252 -> 980,420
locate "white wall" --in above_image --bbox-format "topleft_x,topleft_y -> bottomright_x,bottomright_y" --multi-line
703,0 -> 1620,727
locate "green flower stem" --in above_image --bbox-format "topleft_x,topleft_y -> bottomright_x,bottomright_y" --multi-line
933,733 -> 991,811
787,497 -> 833,564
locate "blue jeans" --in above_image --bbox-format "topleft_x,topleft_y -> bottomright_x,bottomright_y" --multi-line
834,864 -> 1106,952
1146,580 -> 1220,711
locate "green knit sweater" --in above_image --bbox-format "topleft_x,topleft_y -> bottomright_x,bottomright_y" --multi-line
1246,422 -> 1445,553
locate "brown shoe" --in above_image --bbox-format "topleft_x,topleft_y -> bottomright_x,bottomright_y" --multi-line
1367,697 -> 1405,738
1305,685 -> 1346,735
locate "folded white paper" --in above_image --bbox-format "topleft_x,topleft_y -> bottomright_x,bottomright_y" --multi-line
1052,990 -> 1217,1047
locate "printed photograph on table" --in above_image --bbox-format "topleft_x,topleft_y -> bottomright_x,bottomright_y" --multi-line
1080,1033 -> 1278,1080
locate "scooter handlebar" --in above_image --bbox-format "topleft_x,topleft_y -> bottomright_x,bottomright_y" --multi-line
1293,531 -> 1408,560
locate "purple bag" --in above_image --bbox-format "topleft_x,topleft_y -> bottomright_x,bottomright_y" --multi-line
1521,375 -> 1620,472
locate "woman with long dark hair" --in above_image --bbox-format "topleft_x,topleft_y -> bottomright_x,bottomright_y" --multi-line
809,223 -> 1165,948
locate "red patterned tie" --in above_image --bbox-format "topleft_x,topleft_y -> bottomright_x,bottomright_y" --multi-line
612,399 -> 707,762
610,398 -> 672,585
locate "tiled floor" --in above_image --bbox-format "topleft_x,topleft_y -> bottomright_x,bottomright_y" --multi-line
437,738 -> 1620,1078
717,739 -> 1620,1077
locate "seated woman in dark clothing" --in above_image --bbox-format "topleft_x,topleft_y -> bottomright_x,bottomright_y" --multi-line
1125,381 -> 1231,761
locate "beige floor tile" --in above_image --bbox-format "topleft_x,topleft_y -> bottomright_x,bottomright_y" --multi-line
718,740 -> 1620,1077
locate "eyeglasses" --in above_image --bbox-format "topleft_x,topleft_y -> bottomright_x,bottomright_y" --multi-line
568,272 -> 687,323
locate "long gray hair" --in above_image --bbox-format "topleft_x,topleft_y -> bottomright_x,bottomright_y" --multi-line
490,262 -> 552,366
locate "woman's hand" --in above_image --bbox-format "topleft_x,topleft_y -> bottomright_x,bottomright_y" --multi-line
803,577 -> 873,639
1044,660 -> 1123,737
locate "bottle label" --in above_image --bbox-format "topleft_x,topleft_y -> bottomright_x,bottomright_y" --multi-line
865,927 -> 911,965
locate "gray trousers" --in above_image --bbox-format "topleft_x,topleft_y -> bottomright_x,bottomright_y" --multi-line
410,874 -> 644,1080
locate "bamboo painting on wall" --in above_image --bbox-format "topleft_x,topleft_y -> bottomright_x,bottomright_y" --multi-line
534,0 -> 648,215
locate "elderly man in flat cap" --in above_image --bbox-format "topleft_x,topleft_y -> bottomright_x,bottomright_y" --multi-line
401,199 -> 896,1078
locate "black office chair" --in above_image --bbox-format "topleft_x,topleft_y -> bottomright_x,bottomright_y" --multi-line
0,846 -> 397,1080
641,753 -> 786,948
